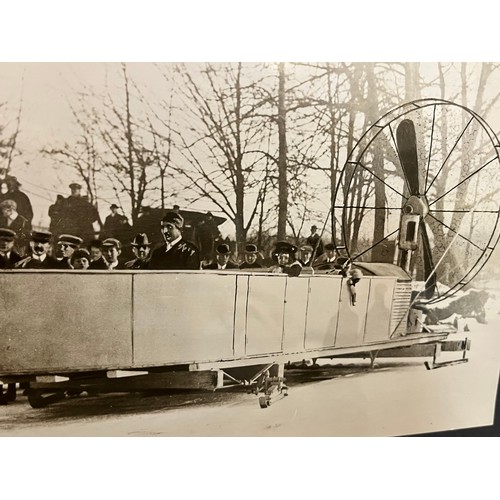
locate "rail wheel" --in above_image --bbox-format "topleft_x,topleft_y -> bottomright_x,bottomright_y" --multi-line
27,389 -> 66,409
0,383 -> 17,405
334,98 -> 500,303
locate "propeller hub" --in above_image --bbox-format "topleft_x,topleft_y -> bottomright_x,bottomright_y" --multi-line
403,195 -> 428,218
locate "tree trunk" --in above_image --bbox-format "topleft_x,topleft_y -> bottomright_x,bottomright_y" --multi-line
277,62 -> 288,241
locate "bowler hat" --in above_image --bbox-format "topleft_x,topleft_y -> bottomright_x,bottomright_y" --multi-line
102,238 -> 122,250
325,243 -> 336,251
110,203 -> 119,210
161,212 -> 184,228
0,227 -> 16,241
131,233 -> 151,247
31,231 -> 52,243
245,244 -> 258,254
216,243 -> 231,255
58,234 -> 83,247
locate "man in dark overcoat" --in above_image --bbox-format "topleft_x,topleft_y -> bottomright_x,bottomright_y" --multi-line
15,231 -> 59,269
0,228 -> 22,269
148,212 -> 200,270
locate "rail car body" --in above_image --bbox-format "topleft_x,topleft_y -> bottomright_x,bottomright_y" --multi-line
0,265 -> 460,407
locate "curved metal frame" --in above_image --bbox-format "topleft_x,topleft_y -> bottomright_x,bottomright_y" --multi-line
333,98 -> 500,304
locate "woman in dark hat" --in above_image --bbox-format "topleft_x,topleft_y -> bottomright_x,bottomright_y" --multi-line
269,241 -> 302,277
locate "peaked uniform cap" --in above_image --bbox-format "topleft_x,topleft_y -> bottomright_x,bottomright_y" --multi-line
102,238 -> 122,249
0,227 -> 16,240
69,182 -> 82,189
31,231 -> 52,243
58,234 -> 83,246
216,243 -> 231,254
131,233 -> 151,247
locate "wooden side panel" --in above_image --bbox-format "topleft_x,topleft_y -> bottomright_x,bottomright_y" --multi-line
133,273 -> 235,365
304,276 -> 342,349
245,275 -> 286,356
363,278 -> 395,343
335,278 -> 370,348
282,277 -> 309,353
0,273 -> 132,373
233,275 -> 249,358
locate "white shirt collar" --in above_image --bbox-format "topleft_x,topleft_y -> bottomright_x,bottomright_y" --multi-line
165,235 -> 182,251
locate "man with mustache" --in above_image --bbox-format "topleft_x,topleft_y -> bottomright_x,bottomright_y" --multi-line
14,231 -> 59,269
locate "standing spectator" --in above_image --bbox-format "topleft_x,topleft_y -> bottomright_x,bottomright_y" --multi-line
49,183 -> 101,244
306,225 -> 324,261
88,239 -> 108,270
124,233 -> 152,269
56,234 -> 83,269
5,177 -> 33,224
103,203 -> 129,239
202,243 -> 238,270
196,211 -> 222,261
0,228 -> 22,269
148,212 -> 200,270
0,199 -> 30,255
239,244 -> 263,269
15,231 -> 59,269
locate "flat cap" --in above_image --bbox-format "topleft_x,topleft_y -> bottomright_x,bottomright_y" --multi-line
216,243 -> 231,254
0,227 -> 16,240
245,244 -> 258,254
161,212 -> 184,228
102,238 -> 122,249
71,248 -> 91,262
31,231 -> 52,243
300,245 -> 313,252
58,234 -> 83,247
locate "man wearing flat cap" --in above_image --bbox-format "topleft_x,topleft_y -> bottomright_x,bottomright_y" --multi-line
202,243 -> 238,270
299,245 -> 314,267
148,212 -> 200,270
15,231 -> 59,269
56,234 -> 83,269
312,242 -> 337,270
101,238 -> 125,270
125,233 -> 152,269
269,241 -> 302,277
239,243 -> 263,269
0,228 -> 22,269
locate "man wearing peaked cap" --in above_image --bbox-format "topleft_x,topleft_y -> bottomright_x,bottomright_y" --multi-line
312,242 -> 337,270
15,230 -> 59,269
56,233 -> 83,269
148,211 -> 200,270
203,243 -> 238,270
125,233 -> 152,269
0,228 -> 22,269
269,241 -> 302,277
239,243 -> 262,269
299,244 -> 314,267
101,238 -> 125,270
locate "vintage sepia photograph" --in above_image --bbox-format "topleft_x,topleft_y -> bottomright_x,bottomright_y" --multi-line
1,61 -> 500,439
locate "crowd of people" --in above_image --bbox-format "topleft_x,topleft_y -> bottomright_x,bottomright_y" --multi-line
0,175 -> 351,277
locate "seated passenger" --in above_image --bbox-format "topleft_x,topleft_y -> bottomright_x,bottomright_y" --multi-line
0,228 -> 22,269
239,244 -> 262,269
125,233 -> 151,269
299,245 -> 314,267
70,248 -> 91,270
88,239 -> 108,269
148,212 -> 200,270
312,242 -> 337,270
15,231 -> 59,269
269,241 -> 302,277
101,238 -> 125,270
203,243 -> 238,270
56,234 -> 83,269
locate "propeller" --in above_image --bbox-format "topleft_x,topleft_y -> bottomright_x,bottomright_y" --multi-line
396,119 -> 436,299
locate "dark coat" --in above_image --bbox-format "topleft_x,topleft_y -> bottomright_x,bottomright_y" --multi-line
306,233 -> 324,258
239,261 -> 263,269
203,261 -> 239,270
148,239 -> 200,270
124,258 -> 150,269
14,254 -> 60,269
88,257 -> 108,270
0,250 -> 22,269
